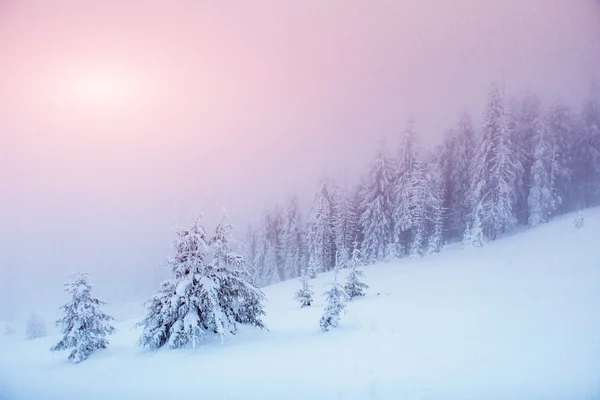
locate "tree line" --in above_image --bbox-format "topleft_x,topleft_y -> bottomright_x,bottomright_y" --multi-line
245,82 -> 600,286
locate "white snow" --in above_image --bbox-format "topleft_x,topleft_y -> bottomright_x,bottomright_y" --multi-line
1,209 -> 600,399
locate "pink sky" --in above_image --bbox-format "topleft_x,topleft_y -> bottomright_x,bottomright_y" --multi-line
1,0 -> 599,313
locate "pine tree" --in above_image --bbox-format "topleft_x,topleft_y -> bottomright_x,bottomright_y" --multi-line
137,217 -> 266,351
294,269 -> 314,307
243,224 -> 260,285
3,324 -> 15,336
463,200 -> 485,247
359,143 -> 394,263
281,194 -> 306,280
513,93 -> 543,224
527,114 -> 560,226
574,81 -> 600,208
441,110 -> 477,239
25,312 -> 46,340
344,243 -> 368,299
320,272 -> 347,332
50,273 -> 115,364
392,120 -> 422,257
307,180 -> 336,275
547,102 -> 576,212
466,83 -> 522,240
332,176 -> 358,266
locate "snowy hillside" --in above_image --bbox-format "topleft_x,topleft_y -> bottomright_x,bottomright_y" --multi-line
1,209 -> 600,400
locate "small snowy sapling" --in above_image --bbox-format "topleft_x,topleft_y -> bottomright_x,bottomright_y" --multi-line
344,244 -> 368,299
320,272 -> 348,331
294,269 -> 314,307
25,312 -> 47,340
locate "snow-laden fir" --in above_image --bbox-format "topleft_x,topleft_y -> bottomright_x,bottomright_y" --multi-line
50,273 -> 115,364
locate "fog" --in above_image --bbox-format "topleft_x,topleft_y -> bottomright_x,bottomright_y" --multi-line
1,0 -> 599,319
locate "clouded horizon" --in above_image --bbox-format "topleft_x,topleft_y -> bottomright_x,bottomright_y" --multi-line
1,0 -> 599,318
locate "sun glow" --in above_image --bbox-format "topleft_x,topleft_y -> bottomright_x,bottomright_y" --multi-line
69,72 -> 133,112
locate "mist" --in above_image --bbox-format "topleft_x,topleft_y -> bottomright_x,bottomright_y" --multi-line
1,0 -> 599,320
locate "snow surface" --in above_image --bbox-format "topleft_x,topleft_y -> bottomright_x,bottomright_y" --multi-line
1,209 -> 600,400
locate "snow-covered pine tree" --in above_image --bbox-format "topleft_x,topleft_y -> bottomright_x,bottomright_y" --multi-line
50,273 -> 115,364
462,200 -> 485,248
320,272 -> 347,332
424,156 -> 445,254
574,81 -> 600,208
359,142 -> 394,263
25,312 -> 46,340
307,179 -> 336,276
137,217 -> 266,351
294,269 -> 314,307
281,194 -> 306,280
513,93 -> 543,224
574,211 -> 584,229
332,175 -> 359,268
255,206 -> 284,285
466,83 -> 522,240
3,324 -> 15,336
547,102 -> 576,212
444,110 -> 476,239
210,208 -> 245,272
527,113 -> 560,227
344,242 -> 368,299
393,119 -> 423,257
243,224 -> 260,285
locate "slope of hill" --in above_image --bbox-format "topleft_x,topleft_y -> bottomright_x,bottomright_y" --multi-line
1,209 -> 599,400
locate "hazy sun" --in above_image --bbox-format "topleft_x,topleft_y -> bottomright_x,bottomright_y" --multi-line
70,72 -> 133,111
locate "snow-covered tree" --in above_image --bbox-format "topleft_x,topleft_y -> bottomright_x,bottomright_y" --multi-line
546,102 -> 576,212
527,114 -> 560,226
25,312 -> 47,340
513,93 -> 543,224
255,206 -> 284,285
393,120 -> 422,257
137,217 -> 266,351
320,272 -> 347,332
243,224 -> 260,285
281,194 -> 306,280
462,200 -> 485,248
294,269 -> 314,307
50,273 -> 116,364
344,243 -> 368,299
307,180 -> 336,275
573,81 -> 600,208
3,324 -> 15,336
440,110 -> 477,239
466,83 -> 522,240
210,208 -> 245,272
359,143 -> 394,263
332,178 -> 359,267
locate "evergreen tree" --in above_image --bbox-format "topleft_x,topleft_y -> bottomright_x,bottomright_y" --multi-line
332,177 -> 359,266
547,102 -> 576,212
320,272 -> 347,332
25,312 -> 46,340
255,206 -> 284,285
574,81 -> 600,208
441,110 -> 476,239
294,269 -> 314,307
466,83 -> 522,240
243,224 -> 260,285
513,93 -> 543,224
281,194 -> 306,280
137,217 -> 265,351
393,120 -> 423,257
50,273 -> 116,364
307,180 -> 336,275
359,143 -> 394,263
3,324 -> 15,336
463,200 -> 485,247
527,113 -> 560,226
344,243 -> 368,299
